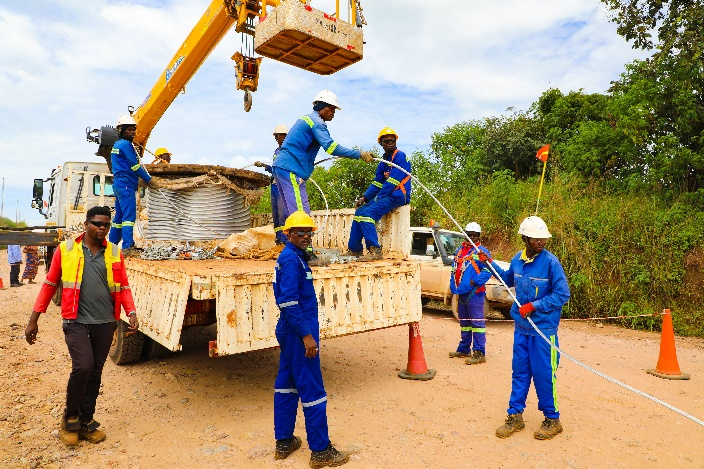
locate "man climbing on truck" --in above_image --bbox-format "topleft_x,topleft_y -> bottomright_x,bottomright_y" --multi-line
272,211 -> 349,467
254,124 -> 289,245
272,90 -> 374,229
344,127 -> 411,261
109,114 -> 158,255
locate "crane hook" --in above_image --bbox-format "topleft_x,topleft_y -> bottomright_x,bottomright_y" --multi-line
243,89 -> 253,112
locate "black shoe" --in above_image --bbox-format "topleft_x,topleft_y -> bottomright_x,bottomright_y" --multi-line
10,283 -> 22,287
275,435 -> 302,460
309,443 -> 349,468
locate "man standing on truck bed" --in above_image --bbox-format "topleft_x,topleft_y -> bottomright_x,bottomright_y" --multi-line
254,124 -> 289,245
344,127 -> 411,261
272,211 -> 349,467
24,205 -> 140,447
448,222 -> 492,365
272,90 -> 374,229
487,216 -> 570,440
109,114 -> 157,255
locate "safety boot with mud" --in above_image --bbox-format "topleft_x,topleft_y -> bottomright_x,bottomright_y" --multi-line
340,250 -> 362,258
495,413 -> 525,438
79,419 -> 106,444
275,435 -> 302,460
448,351 -> 470,358
121,247 -> 143,258
534,417 -> 563,440
59,411 -> 80,447
309,443 -> 349,468
465,350 -> 486,365
359,246 -> 382,262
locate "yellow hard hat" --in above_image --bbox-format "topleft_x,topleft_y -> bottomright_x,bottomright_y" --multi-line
283,211 -> 317,232
377,127 -> 398,143
155,147 -> 171,157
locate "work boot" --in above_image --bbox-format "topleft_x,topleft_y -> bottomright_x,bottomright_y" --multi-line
534,417 -> 563,440
309,443 -> 349,468
495,413 -> 525,439
59,412 -> 80,447
465,350 -> 486,365
121,247 -> 142,258
359,246 -> 383,261
448,351 -> 470,358
79,419 -> 106,444
340,250 -> 362,257
275,435 -> 302,460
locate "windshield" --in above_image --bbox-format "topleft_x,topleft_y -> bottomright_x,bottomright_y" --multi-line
436,230 -> 466,256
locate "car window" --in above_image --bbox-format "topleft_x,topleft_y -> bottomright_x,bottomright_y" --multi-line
411,232 -> 436,256
437,231 -> 465,255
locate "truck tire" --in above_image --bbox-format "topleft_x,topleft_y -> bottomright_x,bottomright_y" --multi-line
141,336 -> 172,360
109,320 -> 145,365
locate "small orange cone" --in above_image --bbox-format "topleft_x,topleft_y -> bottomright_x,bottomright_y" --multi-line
646,309 -> 690,380
398,322 -> 436,381
0,277 -> 5,290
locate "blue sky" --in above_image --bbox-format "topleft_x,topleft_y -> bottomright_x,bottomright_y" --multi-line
0,0 -> 649,225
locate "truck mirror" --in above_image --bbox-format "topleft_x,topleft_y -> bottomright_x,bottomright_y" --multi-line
33,179 -> 44,200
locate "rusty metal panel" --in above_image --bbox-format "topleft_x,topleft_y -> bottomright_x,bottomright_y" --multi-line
214,260 -> 422,356
311,205 -> 410,256
124,261 -> 191,351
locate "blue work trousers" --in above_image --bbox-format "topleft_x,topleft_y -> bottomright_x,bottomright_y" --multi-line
274,328 -> 329,452
456,293 -> 486,354
273,168 -> 310,219
270,183 -> 287,244
347,195 -> 404,252
507,330 -> 560,419
109,177 -> 137,249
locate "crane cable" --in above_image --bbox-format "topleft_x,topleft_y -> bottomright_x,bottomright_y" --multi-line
333,155 -> 704,427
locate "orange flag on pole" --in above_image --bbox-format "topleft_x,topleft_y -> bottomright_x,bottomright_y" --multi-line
535,144 -> 550,162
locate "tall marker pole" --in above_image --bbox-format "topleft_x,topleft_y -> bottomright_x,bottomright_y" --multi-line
534,144 -> 550,215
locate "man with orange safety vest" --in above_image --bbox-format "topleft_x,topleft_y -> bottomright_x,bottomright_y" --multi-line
448,222 -> 492,364
343,127 -> 411,261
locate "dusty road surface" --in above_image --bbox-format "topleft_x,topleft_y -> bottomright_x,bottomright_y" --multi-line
2,252 -> 704,468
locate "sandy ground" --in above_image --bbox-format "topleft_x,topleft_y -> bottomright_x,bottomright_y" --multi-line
1,251 -> 704,469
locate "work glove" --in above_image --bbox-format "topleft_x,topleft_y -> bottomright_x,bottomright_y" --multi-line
253,161 -> 266,168
354,196 -> 366,208
478,252 -> 491,263
360,151 -> 374,163
518,302 -> 535,319
147,179 -> 160,190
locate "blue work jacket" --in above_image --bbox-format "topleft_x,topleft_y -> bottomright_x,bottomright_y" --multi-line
110,139 -> 151,187
273,243 -> 319,339
363,148 -> 412,204
450,243 -> 492,296
273,112 -> 360,180
491,249 -> 570,336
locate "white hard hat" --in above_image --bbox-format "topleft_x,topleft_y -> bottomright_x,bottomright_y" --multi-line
116,114 -> 136,127
464,222 -> 481,233
273,124 -> 288,134
518,216 -> 552,238
312,90 -> 341,109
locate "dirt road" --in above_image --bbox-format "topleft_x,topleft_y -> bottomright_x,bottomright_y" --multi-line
1,253 -> 704,468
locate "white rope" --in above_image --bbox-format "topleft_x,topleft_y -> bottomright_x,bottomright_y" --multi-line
307,176 -> 330,235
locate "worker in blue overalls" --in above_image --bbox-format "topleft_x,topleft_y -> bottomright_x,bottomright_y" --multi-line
254,124 -> 289,245
488,216 -> 570,440
272,211 -> 349,467
109,114 -> 157,255
448,222 -> 492,365
272,90 -> 374,230
344,127 -> 411,261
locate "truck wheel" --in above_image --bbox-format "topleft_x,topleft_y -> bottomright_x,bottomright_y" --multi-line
451,294 -> 458,320
141,336 -> 172,360
109,320 -> 145,365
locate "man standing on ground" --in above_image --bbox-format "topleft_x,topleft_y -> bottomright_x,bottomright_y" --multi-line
24,206 -> 139,446
109,114 -> 157,255
487,216 -> 570,440
8,244 -> 22,287
272,211 -> 349,467
272,90 -> 374,226
254,124 -> 289,245
448,222 -> 492,365
344,127 -> 411,261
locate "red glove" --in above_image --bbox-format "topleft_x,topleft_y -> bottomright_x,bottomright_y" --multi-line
518,303 -> 535,318
478,252 -> 491,263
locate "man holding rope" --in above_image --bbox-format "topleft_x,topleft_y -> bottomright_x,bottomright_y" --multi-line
485,216 -> 570,440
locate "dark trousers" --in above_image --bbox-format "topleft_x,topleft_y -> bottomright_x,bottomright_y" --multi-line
10,263 -> 20,284
63,321 -> 116,421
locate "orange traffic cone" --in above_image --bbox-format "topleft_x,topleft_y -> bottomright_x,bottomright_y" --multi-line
0,277 -> 5,290
646,309 -> 690,380
398,322 -> 436,381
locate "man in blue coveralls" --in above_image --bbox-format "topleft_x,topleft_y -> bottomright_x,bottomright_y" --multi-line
272,211 -> 349,467
486,216 -> 570,440
344,127 -> 411,261
272,90 -> 374,227
254,124 -> 289,245
448,222 -> 492,365
109,115 -> 158,255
